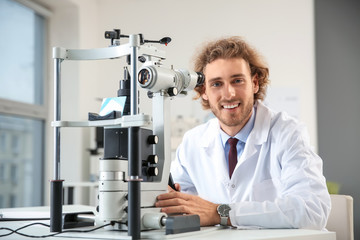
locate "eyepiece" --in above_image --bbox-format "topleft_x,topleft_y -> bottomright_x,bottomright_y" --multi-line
196,72 -> 205,87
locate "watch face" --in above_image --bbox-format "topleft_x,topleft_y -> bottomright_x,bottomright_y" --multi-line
218,204 -> 231,217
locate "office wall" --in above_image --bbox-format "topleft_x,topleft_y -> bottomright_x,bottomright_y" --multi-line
38,0 -> 317,204
315,0 -> 360,237
94,0 -> 318,149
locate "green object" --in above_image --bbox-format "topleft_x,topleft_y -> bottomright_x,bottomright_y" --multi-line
327,181 -> 340,194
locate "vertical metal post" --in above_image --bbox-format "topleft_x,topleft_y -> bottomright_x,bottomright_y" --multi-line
128,34 -> 141,240
130,35 -> 138,116
50,58 -> 64,232
54,58 -> 61,180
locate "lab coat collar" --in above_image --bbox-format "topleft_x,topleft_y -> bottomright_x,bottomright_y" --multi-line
250,100 -> 272,145
200,118 -> 221,148
236,101 -> 272,167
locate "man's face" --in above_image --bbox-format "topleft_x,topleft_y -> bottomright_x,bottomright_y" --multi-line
202,58 -> 259,136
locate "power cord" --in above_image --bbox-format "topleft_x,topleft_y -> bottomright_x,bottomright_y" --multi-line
0,222 -> 113,238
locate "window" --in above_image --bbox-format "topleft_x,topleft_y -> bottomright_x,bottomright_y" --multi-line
0,0 -> 48,208
0,0 -> 45,105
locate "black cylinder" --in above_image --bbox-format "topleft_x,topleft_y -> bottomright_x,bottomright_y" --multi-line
50,180 -> 63,232
118,67 -> 131,116
128,181 -> 141,239
128,127 -> 141,239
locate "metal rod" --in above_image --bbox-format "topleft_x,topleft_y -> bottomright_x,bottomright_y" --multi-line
54,58 -> 61,180
51,58 -> 63,232
129,35 -> 138,115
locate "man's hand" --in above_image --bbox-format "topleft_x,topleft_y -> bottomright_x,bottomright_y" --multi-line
168,183 -> 181,192
156,189 -> 220,226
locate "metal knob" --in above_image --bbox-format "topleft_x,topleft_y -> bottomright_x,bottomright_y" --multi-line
147,167 -> 159,176
147,155 -> 158,164
148,135 -> 159,144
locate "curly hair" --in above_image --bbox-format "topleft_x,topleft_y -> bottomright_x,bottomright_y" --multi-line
193,36 -> 270,109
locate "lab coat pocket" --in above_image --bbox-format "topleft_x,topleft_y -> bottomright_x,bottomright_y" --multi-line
252,178 -> 280,202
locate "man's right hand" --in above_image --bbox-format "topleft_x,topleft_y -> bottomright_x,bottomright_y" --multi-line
157,184 -> 220,226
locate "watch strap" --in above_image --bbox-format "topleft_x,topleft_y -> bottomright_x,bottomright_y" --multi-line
220,216 -> 228,226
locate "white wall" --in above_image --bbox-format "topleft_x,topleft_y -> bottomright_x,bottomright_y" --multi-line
95,0 -> 317,145
38,0 -> 317,204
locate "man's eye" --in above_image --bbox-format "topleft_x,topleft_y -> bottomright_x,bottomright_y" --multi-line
234,79 -> 244,83
211,82 -> 221,87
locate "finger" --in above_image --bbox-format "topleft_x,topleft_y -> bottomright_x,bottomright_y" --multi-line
157,192 -> 174,201
156,198 -> 187,207
160,205 -> 190,215
157,191 -> 187,201
167,185 -> 176,192
167,183 -> 181,192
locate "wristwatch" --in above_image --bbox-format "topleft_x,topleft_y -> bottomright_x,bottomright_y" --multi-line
216,204 -> 231,226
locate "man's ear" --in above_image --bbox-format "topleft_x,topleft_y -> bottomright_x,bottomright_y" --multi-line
252,75 -> 259,94
202,92 -> 209,101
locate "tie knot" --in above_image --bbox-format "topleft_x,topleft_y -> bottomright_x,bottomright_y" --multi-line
228,138 -> 239,147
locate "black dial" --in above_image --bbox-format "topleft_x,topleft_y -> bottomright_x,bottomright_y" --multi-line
217,204 -> 231,217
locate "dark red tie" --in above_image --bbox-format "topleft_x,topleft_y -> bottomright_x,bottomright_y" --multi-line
228,138 -> 239,178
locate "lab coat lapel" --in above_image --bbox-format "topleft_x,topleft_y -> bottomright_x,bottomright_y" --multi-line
200,119 -> 229,181
237,101 -> 272,166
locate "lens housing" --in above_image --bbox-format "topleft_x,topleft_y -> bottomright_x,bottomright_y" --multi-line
138,65 -> 203,94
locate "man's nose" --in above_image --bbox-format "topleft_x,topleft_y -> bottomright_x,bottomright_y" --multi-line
223,84 -> 236,98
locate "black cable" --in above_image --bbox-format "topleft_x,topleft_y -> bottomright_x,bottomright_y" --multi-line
0,222 -> 112,238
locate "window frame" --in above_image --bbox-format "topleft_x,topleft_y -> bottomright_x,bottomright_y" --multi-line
0,0 -> 51,119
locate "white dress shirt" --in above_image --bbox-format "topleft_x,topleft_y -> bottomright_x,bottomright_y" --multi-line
220,106 -> 255,173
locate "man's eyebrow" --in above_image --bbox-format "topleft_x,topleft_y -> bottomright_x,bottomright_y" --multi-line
207,77 -> 222,83
207,73 -> 246,82
230,73 -> 246,78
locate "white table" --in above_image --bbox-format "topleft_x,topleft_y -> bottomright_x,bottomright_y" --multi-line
0,205 -> 336,240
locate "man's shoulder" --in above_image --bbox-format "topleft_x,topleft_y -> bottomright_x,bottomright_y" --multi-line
259,104 -> 308,143
258,102 -> 300,128
271,110 -> 303,132
255,102 -> 306,140
183,118 -> 218,139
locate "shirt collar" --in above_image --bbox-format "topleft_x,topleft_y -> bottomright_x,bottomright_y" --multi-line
220,107 -> 256,147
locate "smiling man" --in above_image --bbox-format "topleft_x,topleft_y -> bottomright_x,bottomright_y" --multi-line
156,37 -> 331,229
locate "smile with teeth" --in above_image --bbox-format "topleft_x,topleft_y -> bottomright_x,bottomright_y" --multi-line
223,103 -> 239,109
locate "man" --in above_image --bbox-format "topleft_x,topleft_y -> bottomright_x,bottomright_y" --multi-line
156,37 -> 331,229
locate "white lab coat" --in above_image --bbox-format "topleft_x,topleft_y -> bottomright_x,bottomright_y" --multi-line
171,101 -> 331,229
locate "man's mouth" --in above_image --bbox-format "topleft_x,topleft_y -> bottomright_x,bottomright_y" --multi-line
222,103 -> 239,109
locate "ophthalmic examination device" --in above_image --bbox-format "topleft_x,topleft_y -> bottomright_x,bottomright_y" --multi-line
50,29 -> 204,239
